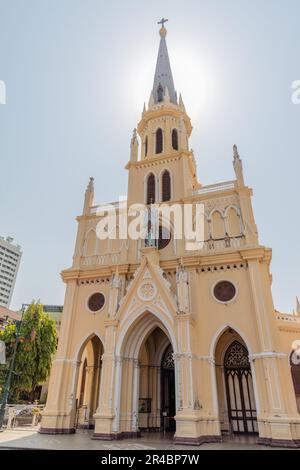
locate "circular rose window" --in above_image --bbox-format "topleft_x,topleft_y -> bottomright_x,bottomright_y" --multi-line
87,293 -> 105,312
213,281 -> 236,303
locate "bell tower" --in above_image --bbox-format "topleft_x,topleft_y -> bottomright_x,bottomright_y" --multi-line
126,22 -> 200,207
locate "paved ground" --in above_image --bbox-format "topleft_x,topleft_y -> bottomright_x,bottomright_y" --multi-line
0,428 -> 283,450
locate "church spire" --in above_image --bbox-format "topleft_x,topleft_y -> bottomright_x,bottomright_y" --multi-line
152,19 -> 177,105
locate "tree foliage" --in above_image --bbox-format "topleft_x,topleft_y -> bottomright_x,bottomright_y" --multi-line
0,302 -> 57,401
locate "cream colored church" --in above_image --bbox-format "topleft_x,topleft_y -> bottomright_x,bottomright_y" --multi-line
40,23 -> 300,447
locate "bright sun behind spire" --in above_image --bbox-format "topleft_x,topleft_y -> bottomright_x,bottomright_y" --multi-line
152,19 -> 177,105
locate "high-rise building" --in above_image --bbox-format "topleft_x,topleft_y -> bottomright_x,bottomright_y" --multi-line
0,236 -> 22,308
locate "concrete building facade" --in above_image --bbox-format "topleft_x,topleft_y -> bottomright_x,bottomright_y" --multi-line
0,237 -> 22,308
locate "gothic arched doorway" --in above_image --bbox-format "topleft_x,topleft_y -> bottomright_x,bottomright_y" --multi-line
116,311 -> 177,437
75,335 -> 103,429
224,341 -> 257,434
215,329 -> 258,436
138,328 -> 176,434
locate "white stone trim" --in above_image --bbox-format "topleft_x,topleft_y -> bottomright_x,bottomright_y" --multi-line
249,352 -> 287,360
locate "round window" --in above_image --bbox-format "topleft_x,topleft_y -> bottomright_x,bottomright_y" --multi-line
88,293 -> 105,312
213,281 -> 236,303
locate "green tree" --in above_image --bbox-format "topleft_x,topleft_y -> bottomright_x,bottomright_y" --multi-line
0,302 -> 57,402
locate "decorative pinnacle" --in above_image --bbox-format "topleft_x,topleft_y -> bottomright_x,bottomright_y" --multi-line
87,176 -> 94,191
131,128 -> 138,145
233,144 -> 240,160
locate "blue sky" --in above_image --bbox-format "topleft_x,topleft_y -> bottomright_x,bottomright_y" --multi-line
0,0 -> 299,312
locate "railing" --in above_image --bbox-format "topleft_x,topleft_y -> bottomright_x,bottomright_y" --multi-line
80,237 -> 246,267
81,252 -> 121,267
4,404 -> 45,428
188,235 -> 246,253
90,200 -> 127,215
193,180 -> 236,195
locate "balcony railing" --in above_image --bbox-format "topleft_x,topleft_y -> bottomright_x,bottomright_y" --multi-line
186,235 -> 246,253
80,251 -> 121,267
193,180 -> 236,196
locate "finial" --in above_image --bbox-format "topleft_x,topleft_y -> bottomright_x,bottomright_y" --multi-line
131,128 -> 137,143
87,176 -> 94,190
233,144 -> 240,160
179,93 -> 185,111
158,17 -> 168,37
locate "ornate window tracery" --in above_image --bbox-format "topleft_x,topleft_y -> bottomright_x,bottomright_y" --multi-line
162,345 -> 174,369
224,341 -> 249,368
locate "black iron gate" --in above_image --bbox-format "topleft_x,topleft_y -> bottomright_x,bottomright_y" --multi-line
224,341 -> 258,434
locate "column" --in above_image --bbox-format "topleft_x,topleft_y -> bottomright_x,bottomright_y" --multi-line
132,359 -> 140,433
93,320 -> 118,438
40,280 -> 79,433
174,315 -> 221,445
247,257 -> 300,445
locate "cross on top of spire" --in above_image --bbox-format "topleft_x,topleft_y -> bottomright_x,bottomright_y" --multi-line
158,18 -> 168,28
152,18 -> 177,104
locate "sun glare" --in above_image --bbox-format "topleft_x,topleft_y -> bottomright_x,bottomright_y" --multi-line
123,38 -> 217,126
170,42 -> 216,120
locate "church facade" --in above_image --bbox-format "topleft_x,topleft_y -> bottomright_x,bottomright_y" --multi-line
40,24 -> 300,447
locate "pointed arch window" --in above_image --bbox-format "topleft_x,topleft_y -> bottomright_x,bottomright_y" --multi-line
147,173 -> 155,204
156,128 -> 163,154
144,136 -> 148,157
162,170 -> 171,202
172,129 -> 178,150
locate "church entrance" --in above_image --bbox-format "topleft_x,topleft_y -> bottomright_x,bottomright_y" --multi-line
75,335 -> 103,429
117,312 -> 177,437
138,328 -> 176,434
215,328 -> 258,436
